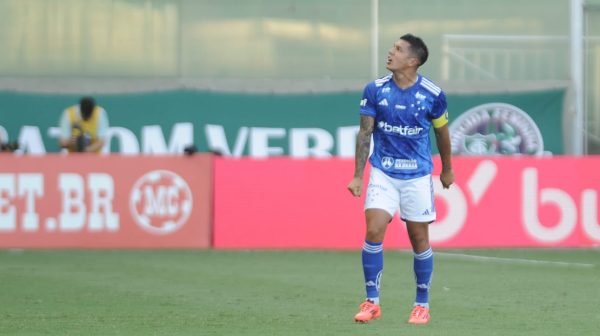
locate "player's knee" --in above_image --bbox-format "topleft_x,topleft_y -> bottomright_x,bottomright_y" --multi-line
365,226 -> 386,242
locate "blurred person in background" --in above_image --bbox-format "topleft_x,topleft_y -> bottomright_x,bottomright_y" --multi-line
58,97 -> 109,153
0,129 -> 18,152
347,34 -> 454,325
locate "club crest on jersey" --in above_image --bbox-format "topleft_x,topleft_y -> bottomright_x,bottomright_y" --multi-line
381,87 -> 391,93
381,157 -> 394,169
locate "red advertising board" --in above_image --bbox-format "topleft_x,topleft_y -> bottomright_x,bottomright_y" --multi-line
213,156 -> 600,249
3,155 -> 600,249
0,154 -> 213,248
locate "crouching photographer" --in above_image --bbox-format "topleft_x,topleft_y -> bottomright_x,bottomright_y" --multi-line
0,141 -> 19,153
58,97 -> 109,153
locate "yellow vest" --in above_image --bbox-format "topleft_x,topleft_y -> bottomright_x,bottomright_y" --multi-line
67,105 -> 101,153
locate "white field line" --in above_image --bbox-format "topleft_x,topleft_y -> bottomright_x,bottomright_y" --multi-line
432,252 -> 595,268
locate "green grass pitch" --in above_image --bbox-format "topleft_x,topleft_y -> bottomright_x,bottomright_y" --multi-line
1,249 -> 598,335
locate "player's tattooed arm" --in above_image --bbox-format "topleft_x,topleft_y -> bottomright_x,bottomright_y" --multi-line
434,124 -> 455,188
348,115 -> 374,197
354,115 -> 374,178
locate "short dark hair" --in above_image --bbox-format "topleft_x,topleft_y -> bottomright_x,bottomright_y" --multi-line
400,33 -> 429,66
79,97 -> 96,120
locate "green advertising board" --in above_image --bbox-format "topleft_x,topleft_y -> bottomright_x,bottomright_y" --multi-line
0,89 -> 564,156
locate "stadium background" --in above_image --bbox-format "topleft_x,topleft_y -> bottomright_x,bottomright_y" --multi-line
1,1 -> 600,335
1,0 -> 600,249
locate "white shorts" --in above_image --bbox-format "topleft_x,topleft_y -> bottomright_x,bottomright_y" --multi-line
364,167 -> 436,223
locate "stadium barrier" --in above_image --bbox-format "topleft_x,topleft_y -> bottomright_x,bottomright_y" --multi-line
0,154 -> 213,248
213,156 -> 600,249
1,154 -> 599,249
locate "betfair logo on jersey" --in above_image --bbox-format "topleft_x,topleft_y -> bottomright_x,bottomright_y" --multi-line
378,121 -> 423,136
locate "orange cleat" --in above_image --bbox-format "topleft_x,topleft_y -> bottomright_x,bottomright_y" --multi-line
354,300 -> 381,323
408,305 -> 430,324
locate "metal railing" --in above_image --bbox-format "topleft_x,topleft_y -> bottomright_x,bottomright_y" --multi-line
441,35 -> 574,81
441,34 -> 600,154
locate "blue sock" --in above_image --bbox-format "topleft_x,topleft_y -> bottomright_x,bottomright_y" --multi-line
413,247 -> 433,308
362,240 -> 383,303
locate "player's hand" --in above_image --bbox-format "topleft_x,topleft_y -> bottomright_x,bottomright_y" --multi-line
440,169 -> 455,189
347,177 -> 363,197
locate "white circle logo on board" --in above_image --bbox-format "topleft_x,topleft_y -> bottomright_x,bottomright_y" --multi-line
449,103 -> 546,155
130,170 -> 193,235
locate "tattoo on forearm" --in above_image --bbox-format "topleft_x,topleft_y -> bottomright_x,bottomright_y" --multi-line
354,117 -> 373,178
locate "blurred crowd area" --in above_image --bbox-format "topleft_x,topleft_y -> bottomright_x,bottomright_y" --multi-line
0,0 -> 599,152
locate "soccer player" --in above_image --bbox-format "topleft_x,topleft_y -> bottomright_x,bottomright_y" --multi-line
347,34 -> 454,325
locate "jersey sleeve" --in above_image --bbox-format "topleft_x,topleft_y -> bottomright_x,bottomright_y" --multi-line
359,82 -> 377,117
430,91 -> 448,128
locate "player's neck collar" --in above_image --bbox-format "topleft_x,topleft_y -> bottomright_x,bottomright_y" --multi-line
392,73 -> 420,90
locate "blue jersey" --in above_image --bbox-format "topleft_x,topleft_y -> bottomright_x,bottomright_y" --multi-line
359,74 -> 448,180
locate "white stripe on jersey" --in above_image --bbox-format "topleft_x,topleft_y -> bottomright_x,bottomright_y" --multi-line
420,77 -> 441,96
375,74 -> 392,87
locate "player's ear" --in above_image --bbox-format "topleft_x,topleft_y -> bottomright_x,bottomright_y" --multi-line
409,57 -> 420,67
